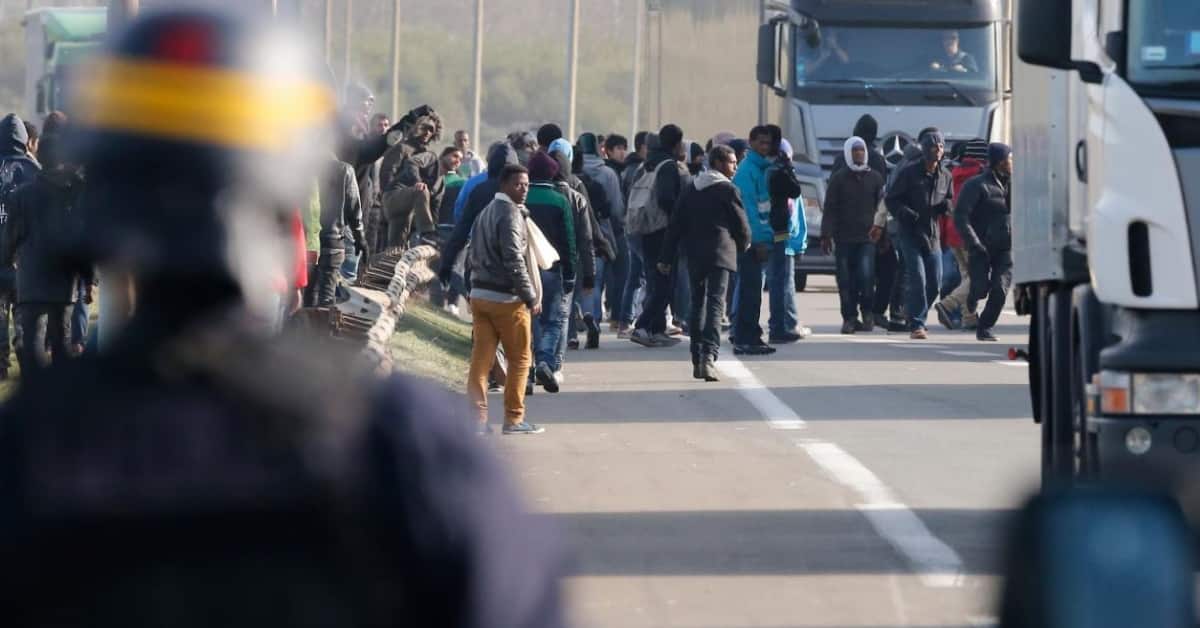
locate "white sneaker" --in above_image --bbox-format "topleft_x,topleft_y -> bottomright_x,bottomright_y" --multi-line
553,371 -> 564,385
445,303 -> 460,317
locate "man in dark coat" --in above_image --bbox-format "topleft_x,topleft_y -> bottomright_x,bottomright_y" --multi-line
380,115 -> 443,248
0,113 -> 40,377
955,142 -> 1013,342
659,145 -> 750,381
885,131 -> 954,339
832,114 -> 887,179
0,133 -> 92,370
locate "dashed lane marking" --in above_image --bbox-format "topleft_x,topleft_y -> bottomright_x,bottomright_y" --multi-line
939,350 -> 1001,358
995,360 -> 1028,367
716,356 -> 966,588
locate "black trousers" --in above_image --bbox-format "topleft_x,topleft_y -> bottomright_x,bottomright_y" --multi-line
16,303 -> 71,372
688,266 -> 730,363
308,249 -> 347,307
635,229 -> 673,335
968,248 -> 1014,331
873,241 -> 899,318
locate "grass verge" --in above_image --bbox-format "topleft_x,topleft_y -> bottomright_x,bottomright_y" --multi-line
389,298 -> 472,391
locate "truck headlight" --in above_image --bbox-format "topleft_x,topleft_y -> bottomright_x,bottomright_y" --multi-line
1098,371 -> 1200,415
1133,374 -> 1200,415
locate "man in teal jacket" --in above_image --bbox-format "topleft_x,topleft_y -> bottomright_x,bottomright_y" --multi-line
731,125 -> 779,355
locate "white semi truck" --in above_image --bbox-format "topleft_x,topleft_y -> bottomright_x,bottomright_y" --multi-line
22,8 -> 107,122
756,0 -> 1012,288
1014,0 -> 1200,484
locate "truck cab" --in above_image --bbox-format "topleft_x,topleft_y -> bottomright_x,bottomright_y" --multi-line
22,8 -> 106,122
1015,0 -> 1200,486
757,0 -> 1010,288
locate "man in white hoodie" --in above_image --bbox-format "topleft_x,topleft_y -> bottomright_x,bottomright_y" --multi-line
821,136 -> 886,334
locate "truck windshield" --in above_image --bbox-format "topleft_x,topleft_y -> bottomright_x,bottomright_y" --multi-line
794,23 -> 996,91
1126,0 -> 1200,88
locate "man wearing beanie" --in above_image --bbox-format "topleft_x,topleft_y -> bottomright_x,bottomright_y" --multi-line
525,152 -> 578,391
954,142 -> 1013,342
885,130 -> 954,339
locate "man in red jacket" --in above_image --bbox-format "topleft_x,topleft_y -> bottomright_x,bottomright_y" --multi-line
935,139 -> 988,330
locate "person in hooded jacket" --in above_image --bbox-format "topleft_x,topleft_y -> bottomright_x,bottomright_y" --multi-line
578,132 -> 624,341
617,132 -> 656,338
822,136 -> 885,334
0,114 -> 41,377
731,125 -> 779,355
934,138 -> 989,331
439,143 -> 520,286
0,132 -> 92,371
765,132 -> 808,344
629,124 -> 690,348
380,115 -> 444,248
659,145 -> 750,381
832,114 -> 887,179
307,153 -> 366,307
620,131 -> 651,203
525,152 -> 577,393
955,143 -> 1013,342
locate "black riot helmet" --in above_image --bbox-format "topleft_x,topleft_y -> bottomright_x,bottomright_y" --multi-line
69,8 -> 335,315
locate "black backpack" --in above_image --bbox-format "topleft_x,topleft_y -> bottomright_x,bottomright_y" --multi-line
577,170 -> 611,220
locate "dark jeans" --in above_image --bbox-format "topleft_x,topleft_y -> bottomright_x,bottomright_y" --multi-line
16,303 -> 71,371
606,227 -> 629,320
896,231 -> 941,331
873,242 -> 899,318
766,242 -> 797,337
733,246 -> 767,346
969,248 -> 1014,331
689,266 -> 730,362
634,229 -> 672,335
620,234 -> 644,326
311,249 -> 346,307
672,254 -> 691,325
835,242 -> 876,323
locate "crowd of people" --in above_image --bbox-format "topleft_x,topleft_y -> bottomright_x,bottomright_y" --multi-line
435,115 -> 1013,435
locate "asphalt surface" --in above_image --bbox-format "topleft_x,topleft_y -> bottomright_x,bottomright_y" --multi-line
492,275 -> 1037,628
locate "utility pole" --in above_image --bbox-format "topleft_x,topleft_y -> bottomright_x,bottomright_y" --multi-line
390,0 -> 401,118
343,0 -> 353,88
322,0 -> 333,67
471,0 -> 483,145
565,0 -> 580,140
630,0 -> 645,139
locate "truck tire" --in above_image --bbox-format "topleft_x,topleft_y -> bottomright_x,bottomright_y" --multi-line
794,272 -> 808,292
1045,286 -> 1076,487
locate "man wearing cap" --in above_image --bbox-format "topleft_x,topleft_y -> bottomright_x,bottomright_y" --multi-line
955,142 -> 1013,342
885,130 -> 954,339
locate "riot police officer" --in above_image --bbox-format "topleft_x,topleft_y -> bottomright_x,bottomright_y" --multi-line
0,9 -> 565,627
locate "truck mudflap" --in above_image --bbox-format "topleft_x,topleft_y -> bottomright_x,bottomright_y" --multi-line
1091,416 -> 1200,485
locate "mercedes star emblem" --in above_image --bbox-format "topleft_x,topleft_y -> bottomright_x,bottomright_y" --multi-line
881,132 -> 914,167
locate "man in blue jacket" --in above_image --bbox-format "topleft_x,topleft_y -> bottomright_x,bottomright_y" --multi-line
732,125 -> 798,355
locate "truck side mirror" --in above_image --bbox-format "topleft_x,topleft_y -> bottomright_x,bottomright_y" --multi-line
757,22 -> 780,88
1017,0 -> 1072,69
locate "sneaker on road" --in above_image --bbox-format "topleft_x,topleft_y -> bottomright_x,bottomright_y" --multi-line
910,328 -> 929,340
630,328 -> 657,347
665,323 -> 684,337
796,325 -> 813,339
502,422 -> 545,435
651,332 -> 682,346
617,325 -> 633,339
535,361 -> 559,393
977,328 -> 998,342
934,302 -> 960,330
840,321 -> 857,335
770,331 -> 802,344
734,343 -> 777,356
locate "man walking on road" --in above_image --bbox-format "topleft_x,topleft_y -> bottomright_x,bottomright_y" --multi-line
660,145 -> 750,381
525,152 -> 577,393
731,125 -> 780,355
955,143 -> 1014,342
823,136 -> 885,334
466,165 -> 545,435
628,124 -> 689,348
886,131 -> 953,339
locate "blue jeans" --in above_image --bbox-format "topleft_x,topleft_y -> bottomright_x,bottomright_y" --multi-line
766,242 -> 798,337
940,247 -> 960,298
897,231 -> 942,331
531,268 -> 571,371
733,247 -> 766,345
340,250 -> 360,282
71,282 -> 89,348
834,242 -> 876,323
568,256 -> 606,342
620,234 -> 644,326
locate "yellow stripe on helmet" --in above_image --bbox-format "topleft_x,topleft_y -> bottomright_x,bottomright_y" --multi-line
73,56 -> 335,151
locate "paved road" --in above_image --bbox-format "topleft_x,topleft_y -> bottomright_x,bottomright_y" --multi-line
492,275 -> 1037,628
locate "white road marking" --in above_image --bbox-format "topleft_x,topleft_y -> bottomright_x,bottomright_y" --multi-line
716,356 -> 966,588
888,343 -> 952,350
995,360 -> 1029,368
940,350 -> 1000,358
717,359 -> 807,430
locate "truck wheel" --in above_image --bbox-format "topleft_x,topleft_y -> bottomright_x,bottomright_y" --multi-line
1047,286 -> 1076,487
1072,324 -> 1093,482
794,272 -> 808,292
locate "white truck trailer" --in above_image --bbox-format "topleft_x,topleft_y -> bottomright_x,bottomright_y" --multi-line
1014,0 -> 1200,485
